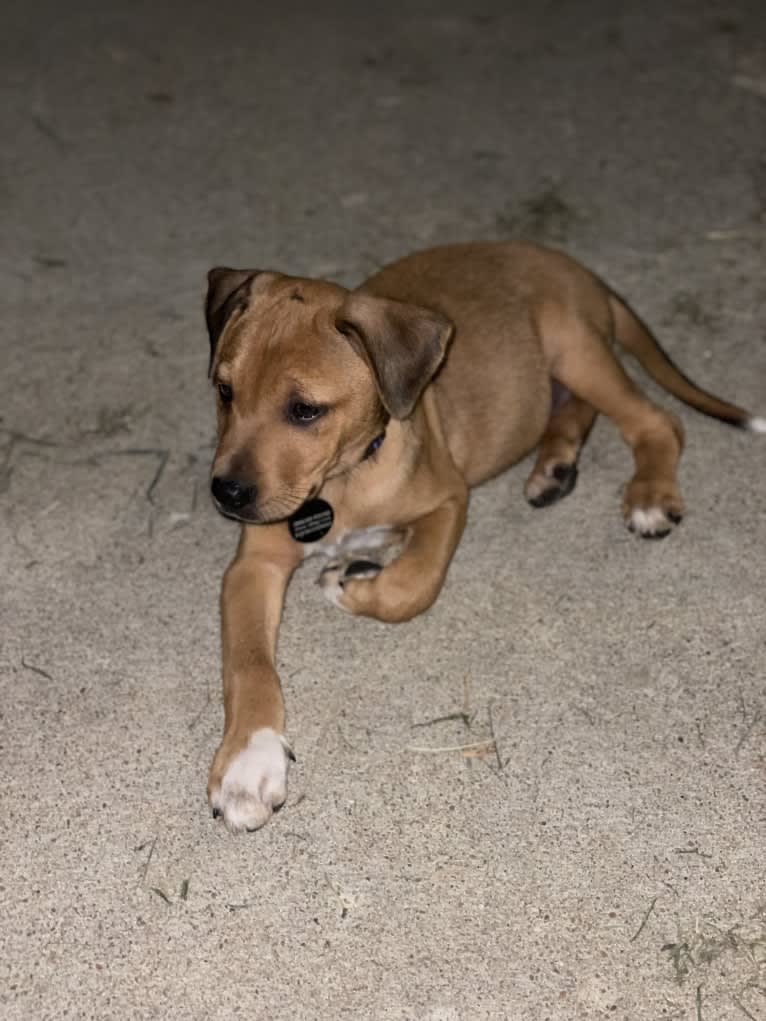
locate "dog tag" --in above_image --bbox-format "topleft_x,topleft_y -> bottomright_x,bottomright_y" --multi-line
288,498 -> 334,543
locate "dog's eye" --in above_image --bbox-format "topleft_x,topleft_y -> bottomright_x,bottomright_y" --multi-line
217,382 -> 233,405
288,400 -> 325,424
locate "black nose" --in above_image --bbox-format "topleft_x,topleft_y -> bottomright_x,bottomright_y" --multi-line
211,476 -> 257,511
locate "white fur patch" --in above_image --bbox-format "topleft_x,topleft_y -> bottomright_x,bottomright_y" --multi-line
310,524 -> 398,560
312,525 -> 406,611
211,728 -> 291,833
749,416 -> 766,435
317,564 -> 355,612
628,506 -> 674,536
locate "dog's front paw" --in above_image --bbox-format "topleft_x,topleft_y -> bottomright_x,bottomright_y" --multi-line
318,558 -> 382,611
209,728 -> 294,833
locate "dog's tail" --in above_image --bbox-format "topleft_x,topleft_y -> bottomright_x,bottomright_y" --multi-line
608,292 -> 765,433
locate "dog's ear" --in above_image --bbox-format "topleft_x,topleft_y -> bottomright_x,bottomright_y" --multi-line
336,293 -> 453,419
205,267 -> 260,374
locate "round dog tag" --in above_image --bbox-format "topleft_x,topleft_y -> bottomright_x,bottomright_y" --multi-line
288,498 -> 334,543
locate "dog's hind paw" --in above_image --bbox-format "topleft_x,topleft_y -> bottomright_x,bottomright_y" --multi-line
625,504 -> 682,539
525,461 -> 579,508
623,479 -> 684,538
209,728 -> 293,833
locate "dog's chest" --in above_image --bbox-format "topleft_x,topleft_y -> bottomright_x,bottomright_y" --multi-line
303,524 -> 403,564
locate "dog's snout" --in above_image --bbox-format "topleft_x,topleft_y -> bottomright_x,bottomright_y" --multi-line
211,475 -> 257,511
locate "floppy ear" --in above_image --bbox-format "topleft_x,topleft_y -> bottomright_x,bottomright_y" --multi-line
336,293 -> 453,419
204,267 -> 260,374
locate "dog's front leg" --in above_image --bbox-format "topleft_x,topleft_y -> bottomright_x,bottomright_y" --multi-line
322,489 -> 468,623
207,525 -> 302,833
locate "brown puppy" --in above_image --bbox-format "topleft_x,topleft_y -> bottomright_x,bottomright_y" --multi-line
204,241 -> 763,832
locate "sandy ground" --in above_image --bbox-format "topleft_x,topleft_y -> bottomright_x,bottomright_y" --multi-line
2,1 -> 765,1018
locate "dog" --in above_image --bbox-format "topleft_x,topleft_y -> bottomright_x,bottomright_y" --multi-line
203,240 -> 763,833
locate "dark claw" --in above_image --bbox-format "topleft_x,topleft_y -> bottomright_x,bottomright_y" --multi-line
344,559 -> 382,578
642,528 -> 671,540
528,491 -> 550,508
528,464 -> 578,508
212,807 -> 222,819
552,462 -> 575,482
667,510 -> 683,524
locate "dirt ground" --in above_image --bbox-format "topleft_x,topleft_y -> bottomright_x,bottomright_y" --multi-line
2,1 -> 765,1018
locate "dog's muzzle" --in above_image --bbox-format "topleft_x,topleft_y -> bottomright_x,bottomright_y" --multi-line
211,476 -> 258,516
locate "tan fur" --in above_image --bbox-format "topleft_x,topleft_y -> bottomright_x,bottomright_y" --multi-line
204,240 -> 756,832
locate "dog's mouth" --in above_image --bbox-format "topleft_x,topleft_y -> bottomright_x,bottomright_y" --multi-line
212,502 -> 261,525
212,485 -> 321,526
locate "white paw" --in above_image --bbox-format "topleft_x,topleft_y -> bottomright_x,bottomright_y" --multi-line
626,505 -> 680,538
318,558 -> 381,610
210,728 -> 293,833
318,564 -> 348,610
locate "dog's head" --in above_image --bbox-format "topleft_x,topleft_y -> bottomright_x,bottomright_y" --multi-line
205,267 -> 453,523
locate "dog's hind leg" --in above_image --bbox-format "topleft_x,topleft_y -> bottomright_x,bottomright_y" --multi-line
524,388 -> 597,507
544,316 -> 685,537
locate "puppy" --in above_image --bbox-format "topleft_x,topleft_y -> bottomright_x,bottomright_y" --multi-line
203,240 -> 763,832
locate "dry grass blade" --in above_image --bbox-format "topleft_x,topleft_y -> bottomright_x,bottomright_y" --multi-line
21,657 -> 54,681
461,743 -> 498,760
732,998 -> 760,1021
407,739 -> 497,755
411,711 -> 473,729
631,896 -> 659,943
